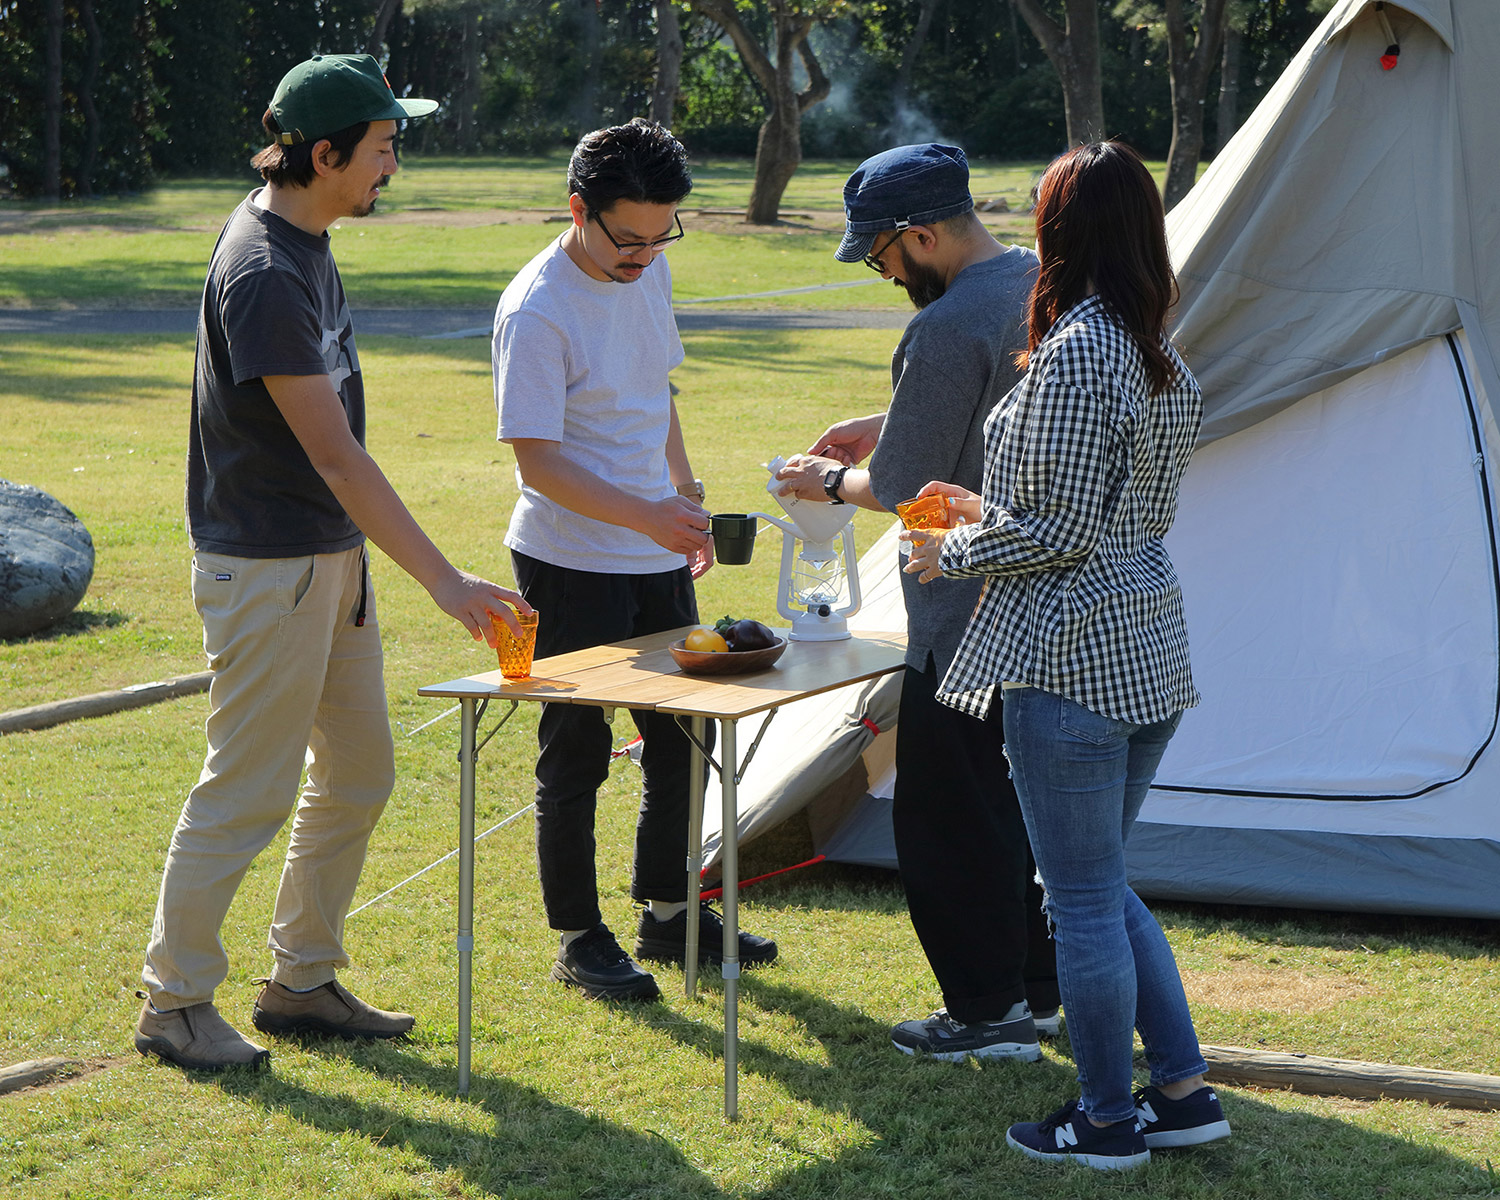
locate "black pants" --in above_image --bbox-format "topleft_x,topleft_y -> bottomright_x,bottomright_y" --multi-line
892,661 -> 1059,1022
512,551 -> 706,931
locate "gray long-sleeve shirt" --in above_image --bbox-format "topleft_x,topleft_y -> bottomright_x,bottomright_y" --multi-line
866,245 -> 1038,675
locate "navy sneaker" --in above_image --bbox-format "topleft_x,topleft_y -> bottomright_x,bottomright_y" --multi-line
552,924 -> 660,1001
634,904 -> 778,967
891,1006 -> 1042,1063
1133,1084 -> 1232,1148
1007,1098 -> 1151,1171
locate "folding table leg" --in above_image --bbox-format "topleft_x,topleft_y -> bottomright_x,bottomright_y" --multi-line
457,697 -> 478,1097
720,717 -> 740,1120
684,715 -> 707,996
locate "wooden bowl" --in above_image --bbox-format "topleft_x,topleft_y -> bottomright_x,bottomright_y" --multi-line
669,637 -> 788,676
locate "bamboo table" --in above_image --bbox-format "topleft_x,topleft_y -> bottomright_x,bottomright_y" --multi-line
418,625 -> 906,1118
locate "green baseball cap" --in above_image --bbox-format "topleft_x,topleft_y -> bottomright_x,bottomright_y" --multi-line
269,53 -> 438,146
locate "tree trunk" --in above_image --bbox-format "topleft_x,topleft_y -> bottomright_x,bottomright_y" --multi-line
576,0 -> 603,128
651,2 -> 683,127
1216,20 -> 1243,153
690,0 -> 830,225
456,5 -> 481,152
43,0 -> 64,200
78,0 -> 102,196
1012,0 -> 1105,147
894,0 -> 940,106
366,0 -> 403,57
1163,0 -> 1231,210
747,103 -> 801,224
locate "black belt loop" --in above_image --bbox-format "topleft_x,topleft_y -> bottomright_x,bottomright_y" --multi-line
355,548 -> 368,627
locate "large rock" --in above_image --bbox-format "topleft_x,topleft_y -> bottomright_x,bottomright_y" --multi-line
0,481 -> 95,640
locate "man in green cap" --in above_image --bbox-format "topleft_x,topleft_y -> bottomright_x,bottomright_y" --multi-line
135,55 -> 531,1072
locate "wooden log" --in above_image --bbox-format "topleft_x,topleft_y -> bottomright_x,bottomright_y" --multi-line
1199,1043 -> 1500,1111
0,671 -> 212,735
0,1057 -> 79,1095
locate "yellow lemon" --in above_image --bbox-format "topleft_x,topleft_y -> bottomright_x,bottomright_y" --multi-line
684,627 -> 729,653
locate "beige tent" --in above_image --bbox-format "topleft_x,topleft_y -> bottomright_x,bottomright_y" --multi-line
707,0 -> 1500,917
1131,0 -> 1500,916
1170,0 -> 1500,439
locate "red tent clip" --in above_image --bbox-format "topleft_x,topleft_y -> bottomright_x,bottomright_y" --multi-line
860,716 -> 882,735
1376,2 -> 1400,70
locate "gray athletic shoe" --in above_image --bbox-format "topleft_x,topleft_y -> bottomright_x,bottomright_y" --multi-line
251,979 -> 414,1040
135,999 -> 270,1071
891,1006 -> 1043,1063
1032,1006 -> 1064,1037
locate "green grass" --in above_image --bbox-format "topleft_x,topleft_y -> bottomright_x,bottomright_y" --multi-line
0,155 -> 1051,310
3,332 -> 1499,1197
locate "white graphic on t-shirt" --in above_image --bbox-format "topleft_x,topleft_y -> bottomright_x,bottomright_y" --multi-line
320,321 -> 356,393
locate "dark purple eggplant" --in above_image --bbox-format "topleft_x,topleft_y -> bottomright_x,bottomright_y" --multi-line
713,616 -> 777,651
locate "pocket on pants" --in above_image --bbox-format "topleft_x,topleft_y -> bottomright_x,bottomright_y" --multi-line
1056,695 -> 1136,746
278,555 -> 317,616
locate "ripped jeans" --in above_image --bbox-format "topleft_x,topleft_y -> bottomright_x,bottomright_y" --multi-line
1001,686 -> 1207,1125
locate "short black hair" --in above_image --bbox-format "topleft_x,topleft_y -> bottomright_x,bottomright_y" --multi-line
250,108 -> 369,188
567,117 -> 692,215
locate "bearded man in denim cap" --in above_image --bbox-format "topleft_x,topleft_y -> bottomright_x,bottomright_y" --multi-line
135,54 -> 531,1072
775,142 -> 1059,1061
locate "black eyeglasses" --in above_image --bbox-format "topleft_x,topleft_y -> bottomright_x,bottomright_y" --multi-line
592,210 -> 686,255
863,227 -> 907,274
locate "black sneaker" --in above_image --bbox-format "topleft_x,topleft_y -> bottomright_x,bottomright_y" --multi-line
1006,1098 -> 1151,1171
551,924 -> 660,1001
890,1006 -> 1042,1063
1133,1084 -> 1232,1148
634,904 -> 778,967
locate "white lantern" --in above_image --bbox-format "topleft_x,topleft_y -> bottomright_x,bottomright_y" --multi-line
748,458 -> 862,641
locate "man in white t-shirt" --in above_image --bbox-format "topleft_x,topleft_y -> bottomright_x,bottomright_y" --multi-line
492,118 -> 776,1001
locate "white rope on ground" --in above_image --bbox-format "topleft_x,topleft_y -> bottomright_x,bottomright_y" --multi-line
401,703 -> 459,737
673,278 -> 881,305
346,800 -> 536,918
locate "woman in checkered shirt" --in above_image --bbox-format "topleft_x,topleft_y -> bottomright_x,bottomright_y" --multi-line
903,142 -> 1231,1170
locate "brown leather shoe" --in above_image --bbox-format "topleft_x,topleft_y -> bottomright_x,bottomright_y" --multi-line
135,1000 -> 270,1071
251,979 -> 414,1040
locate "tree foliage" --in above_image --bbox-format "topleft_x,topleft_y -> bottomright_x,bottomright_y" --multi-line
0,0 -> 1339,202
0,0 -> 161,197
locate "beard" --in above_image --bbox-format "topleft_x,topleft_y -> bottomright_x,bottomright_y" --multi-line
351,175 -> 392,219
894,243 -> 947,309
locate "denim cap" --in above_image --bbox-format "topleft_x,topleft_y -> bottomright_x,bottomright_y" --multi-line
269,54 -> 437,145
835,143 -> 973,263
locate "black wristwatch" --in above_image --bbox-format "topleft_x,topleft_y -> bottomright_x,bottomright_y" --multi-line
822,464 -> 849,504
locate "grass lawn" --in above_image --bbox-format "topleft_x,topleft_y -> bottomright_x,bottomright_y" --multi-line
0,155 -> 1049,311
2,328 -> 1498,1198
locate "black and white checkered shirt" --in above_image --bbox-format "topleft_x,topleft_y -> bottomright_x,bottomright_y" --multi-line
936,295 -> 1202,725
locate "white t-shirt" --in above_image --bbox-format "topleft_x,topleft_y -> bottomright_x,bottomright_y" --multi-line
492,235 -> 686,574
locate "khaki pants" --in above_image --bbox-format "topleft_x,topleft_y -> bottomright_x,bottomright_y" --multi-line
143,546 -> 395,1009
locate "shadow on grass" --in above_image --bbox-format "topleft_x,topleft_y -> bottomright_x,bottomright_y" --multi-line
0,338 -> 188,403
1,609 -> 129,644
214,1041 -> 730,1200
611,972 -> 1495,1199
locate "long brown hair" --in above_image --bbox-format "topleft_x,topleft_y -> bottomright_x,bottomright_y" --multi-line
1020,141 -> 1180,395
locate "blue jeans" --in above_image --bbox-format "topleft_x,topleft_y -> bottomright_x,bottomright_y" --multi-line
1002,687 -> 1207,1125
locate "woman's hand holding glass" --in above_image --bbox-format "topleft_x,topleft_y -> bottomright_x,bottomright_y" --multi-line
900,525 -> 947,583
912,479 -> 981,524
899,480 -> 979,583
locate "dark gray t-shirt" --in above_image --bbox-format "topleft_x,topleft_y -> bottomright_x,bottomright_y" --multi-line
186,191 -> 365,556
867,245 -> 1038,674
